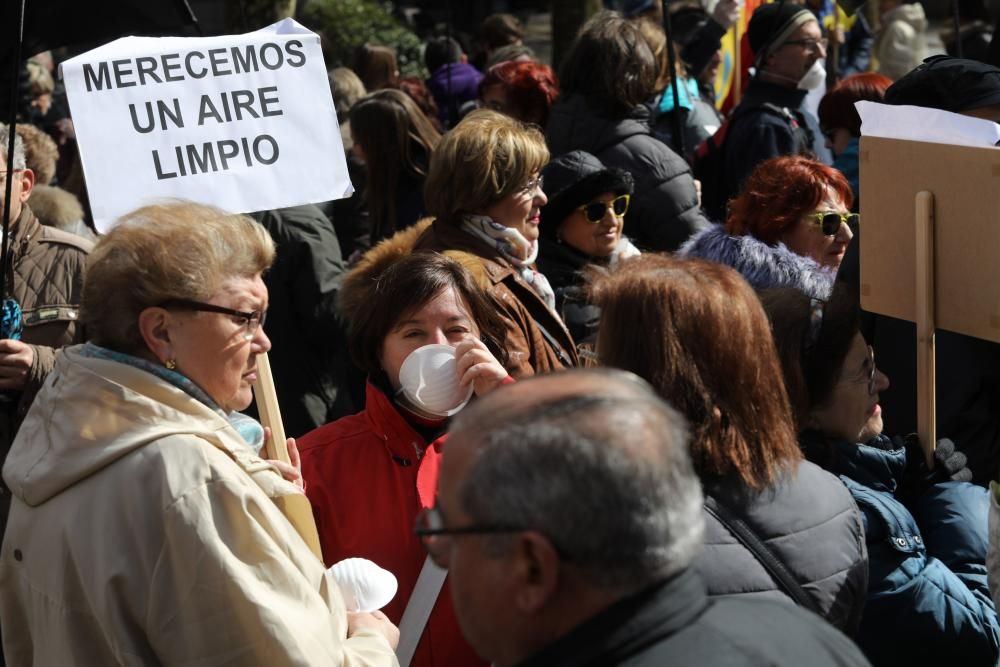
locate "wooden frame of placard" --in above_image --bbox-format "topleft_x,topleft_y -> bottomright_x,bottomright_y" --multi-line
859,136 -> 1000,465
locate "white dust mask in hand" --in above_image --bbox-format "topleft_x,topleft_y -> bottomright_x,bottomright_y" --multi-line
397,344 -> 474,417
327,558 -> 398,613
798,59 -> 826,91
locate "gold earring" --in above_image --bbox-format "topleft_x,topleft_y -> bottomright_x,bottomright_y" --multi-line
164,359 -> 177,370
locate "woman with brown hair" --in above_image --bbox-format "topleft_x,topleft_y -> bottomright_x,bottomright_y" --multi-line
591,253 -> 867,633
349,89 -> 441,245
547,11 -> 709,252
299,251 -> 509,667
351,44 -> 399,92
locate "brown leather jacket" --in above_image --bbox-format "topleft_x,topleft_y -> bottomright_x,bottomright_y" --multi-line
0,206 -> 91,521
412,219 -> 578,376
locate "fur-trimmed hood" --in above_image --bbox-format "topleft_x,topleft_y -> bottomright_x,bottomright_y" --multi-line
338,217 -> 491,325
679,224 -> 835,299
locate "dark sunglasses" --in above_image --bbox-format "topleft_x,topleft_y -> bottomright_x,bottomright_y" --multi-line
579,194 -> 630,223
805,211 -> 859,236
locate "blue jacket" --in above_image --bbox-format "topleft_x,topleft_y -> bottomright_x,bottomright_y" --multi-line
808,433 -> 1000,666
715,78 -> 832,220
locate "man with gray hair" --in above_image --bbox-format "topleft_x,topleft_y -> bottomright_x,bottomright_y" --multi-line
425,369 -> 871,666
0,123 -> 90,535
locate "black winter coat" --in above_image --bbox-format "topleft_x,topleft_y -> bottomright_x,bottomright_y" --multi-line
513,568 -> 872,667
535,239 -> 601,347
250,205 -> 354,438
698,461 -> 868,634
546,94 -> 710,252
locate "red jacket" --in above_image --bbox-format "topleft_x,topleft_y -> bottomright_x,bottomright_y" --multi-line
299,381 -> 486,667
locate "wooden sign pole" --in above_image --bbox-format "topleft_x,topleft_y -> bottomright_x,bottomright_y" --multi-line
915,191 -> 936,467
253,352 -> 289,462
253,352 -> 324,562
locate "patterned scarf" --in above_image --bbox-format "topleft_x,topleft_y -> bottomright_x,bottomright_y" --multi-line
79,343 -> 266,455
461,214 -> 557,311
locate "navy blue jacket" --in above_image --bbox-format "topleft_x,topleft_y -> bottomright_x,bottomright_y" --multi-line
804,432 -> 1000,666
718,78 -> 831,218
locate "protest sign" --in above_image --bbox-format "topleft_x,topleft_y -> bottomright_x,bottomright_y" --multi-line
61,18 -> 349,231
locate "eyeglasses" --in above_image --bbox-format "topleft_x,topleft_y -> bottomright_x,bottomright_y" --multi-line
579,194 -> 630,223
158,298 -> 267,342
784,37 -> 828,52
518,174 -> 544,198
805,211 -> 859,236
851,345 -> 878,396
415,506 -> 525,565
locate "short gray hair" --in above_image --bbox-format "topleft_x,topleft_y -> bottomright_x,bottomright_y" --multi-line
0,124 -> 27,170
452,370 -> 705,592
83,201 -> 275,353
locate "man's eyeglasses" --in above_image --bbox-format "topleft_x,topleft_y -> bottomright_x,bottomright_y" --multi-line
518,175 -> 544,198
415,506 -> 524,565
805,211 -> 859,236
158,298 -> 267,341
579,194 -> 630,223
784,37 -> 828,52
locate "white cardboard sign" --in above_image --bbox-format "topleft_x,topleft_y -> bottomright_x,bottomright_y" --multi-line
61,18 -> 350,232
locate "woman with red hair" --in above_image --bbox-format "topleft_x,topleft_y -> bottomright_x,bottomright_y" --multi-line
681,155 -> 854,299
478,60 -> 559,128
818,72 -> 892,206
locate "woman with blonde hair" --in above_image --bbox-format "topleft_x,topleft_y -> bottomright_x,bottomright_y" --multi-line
591,253 -> 867,633
409,109 -> 577,375
0,202 -> 398,665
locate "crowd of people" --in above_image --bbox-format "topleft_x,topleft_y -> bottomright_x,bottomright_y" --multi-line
1,2 -> 1000,666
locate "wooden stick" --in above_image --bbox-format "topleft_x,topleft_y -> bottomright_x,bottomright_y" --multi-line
252,351 -> 324,562
915,191 -> 936,467
253,352 -> 289,462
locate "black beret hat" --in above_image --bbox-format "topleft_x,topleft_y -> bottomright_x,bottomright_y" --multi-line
885,55 -> 1000,112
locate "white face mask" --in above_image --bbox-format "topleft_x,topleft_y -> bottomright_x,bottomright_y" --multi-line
327,558 -> 397,613
798,59 -> 827,91
396,344 -> 474,417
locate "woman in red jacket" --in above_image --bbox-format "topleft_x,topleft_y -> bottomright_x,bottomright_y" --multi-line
299,251 -> 511,667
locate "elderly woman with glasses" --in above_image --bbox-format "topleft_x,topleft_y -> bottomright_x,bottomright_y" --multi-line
761,285 -> 1000,667
0,202 -> 399,666
535,150 -> 638,349
410,109 -> 578,375
681,155 -> 855,300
